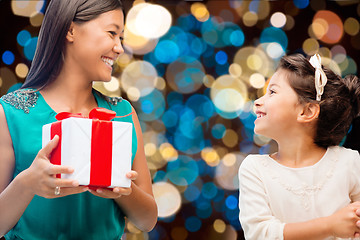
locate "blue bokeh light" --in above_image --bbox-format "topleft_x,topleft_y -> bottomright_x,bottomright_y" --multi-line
215,51 -> 228,65
135,89 -> 165,121
166,155 -> 199,186
225,195 -> 238,210
201,182 -> 218,199
249,0 -> 260,12
154,40 -> 180,64
2,50 -> 15,65
162,109 -> 178,128
185,216 -> 202,232
260,27 -> 288,51
184,185 -> 201,202
230,30 -> 245,47
185,94 -> 215,122
17,30 -> 31,47
293,0 -> 309,9
196,201 -> 213,219
212,124 -> 226,139
24,37 -> 38,61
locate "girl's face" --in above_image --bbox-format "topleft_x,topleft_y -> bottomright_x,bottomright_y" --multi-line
254,69 -> 303,140
67,9 -> 124,82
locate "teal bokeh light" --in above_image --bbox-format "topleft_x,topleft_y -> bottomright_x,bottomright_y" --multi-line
260,27 -> 288,52
166,155 -> 199,186
17,30 -> 31,47
24,37 -> 38,61
154,40 -> 180,63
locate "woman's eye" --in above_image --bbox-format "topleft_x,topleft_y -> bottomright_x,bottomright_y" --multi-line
109,31 -> 116,36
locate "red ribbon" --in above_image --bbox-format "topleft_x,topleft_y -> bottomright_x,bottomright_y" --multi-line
51,107 -> 119,187
55,107 -> 117,121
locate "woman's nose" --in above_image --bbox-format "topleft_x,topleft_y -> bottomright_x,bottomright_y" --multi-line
113,39 -> 124,55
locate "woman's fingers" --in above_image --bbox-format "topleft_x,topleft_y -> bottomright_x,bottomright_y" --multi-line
46,164 -> 74,175
56,186 -> 88,197
44,186 -> 88,199
48,178 -> 79,188
126,171 -> 138,180
38,135 -> 59,159
113,187 -> 132,196
88,187 -> 131,199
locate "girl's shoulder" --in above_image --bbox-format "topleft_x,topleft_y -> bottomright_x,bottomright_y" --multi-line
330,145 -> 360,161
240,154 -> 272,171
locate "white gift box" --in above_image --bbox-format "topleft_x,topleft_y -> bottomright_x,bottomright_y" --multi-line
42,117 -> 132,188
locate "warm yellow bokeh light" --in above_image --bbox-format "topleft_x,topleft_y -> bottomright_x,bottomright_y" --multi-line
144,143 -> 157,157
191,3 -> 210,22
15,63 -> 29,79
201,147 -> 220,167
243,11 -> 258,27
159,143 -> 178,162
222,129 -> 238,148
213,219 -> 226,233
344,17 -> 360,36
303,38 -> 320,56
229,63 -> 242,78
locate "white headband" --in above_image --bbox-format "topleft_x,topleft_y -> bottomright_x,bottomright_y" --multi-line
309,54 -> 327,101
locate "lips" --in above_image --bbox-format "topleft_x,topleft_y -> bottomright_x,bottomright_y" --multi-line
255,111 -> 266,119
101,56 -> 114,67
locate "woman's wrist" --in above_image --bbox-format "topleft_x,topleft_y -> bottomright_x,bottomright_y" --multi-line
14,170 -> 36,197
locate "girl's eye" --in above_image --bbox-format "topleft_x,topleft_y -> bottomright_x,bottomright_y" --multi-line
269,89 -> 276,95
109,31 -> 117,36
120,36 -> 124,42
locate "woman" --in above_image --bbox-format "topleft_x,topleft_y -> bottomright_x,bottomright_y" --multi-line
0,0 -> 157,239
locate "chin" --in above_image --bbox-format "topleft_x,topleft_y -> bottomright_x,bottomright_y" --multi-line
254,127 -> 267,137
99,73 -> 112,82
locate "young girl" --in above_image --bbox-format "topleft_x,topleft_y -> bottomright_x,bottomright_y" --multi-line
0,0 -> 157,239
239,53 -> 360,240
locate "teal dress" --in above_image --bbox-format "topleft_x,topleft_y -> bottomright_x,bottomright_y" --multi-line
0,89 -> 137,240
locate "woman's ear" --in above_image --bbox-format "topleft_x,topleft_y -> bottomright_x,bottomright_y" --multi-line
297,103 -> 320,123
66,22 -> 75,42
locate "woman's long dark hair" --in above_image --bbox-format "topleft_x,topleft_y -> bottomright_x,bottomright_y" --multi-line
22,0 -> 123,89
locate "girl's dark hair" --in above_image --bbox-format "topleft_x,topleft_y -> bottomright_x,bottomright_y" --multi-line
278,54 -> 360,149
22,0 -> 123,89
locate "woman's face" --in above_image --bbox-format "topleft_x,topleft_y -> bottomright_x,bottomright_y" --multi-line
66,9 -> 124,82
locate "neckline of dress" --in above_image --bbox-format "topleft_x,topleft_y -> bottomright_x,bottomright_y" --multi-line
36,88 -> 100,116
264,147 -> 333,171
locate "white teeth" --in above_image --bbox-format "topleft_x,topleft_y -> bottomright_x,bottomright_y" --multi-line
101,57 -> 114,66
257,113 -> 265,118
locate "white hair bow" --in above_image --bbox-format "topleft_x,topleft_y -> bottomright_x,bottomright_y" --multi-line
309,54 -> 327,101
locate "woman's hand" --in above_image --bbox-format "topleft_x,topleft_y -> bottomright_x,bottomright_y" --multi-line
22,135 -> 88,198
88,171 -> 138,199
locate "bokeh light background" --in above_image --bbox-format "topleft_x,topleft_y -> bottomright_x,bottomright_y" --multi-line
1,0 -> 359,239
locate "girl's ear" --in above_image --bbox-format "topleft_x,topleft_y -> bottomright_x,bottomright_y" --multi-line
66,22 -> 75,43
297,103 -> 320,123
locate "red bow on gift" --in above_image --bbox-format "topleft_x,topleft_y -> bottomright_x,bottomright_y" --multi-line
55,107 -> 117,121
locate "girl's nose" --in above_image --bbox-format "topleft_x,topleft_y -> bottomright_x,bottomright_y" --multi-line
254,97 -> 262,107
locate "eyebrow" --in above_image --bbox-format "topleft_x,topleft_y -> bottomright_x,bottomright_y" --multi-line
269,83 -> 280,88
107,23 -> 124,33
